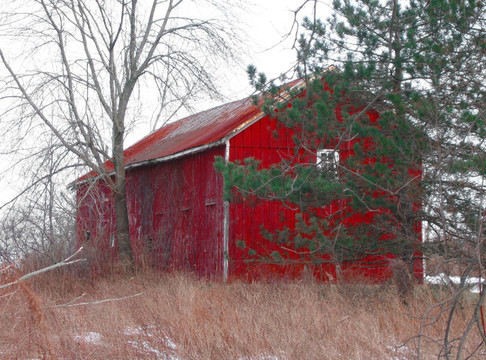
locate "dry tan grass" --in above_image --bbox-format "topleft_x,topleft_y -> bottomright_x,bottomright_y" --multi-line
0,269 -> 484,359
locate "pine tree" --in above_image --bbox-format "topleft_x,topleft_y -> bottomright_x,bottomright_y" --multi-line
216,0 -> 486,283
312,0 -> 486,267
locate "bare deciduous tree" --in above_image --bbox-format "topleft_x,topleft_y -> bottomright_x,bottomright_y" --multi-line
0,137 -> 76,266
0,0 -> 240,267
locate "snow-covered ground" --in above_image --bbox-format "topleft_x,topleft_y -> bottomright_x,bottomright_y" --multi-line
74,331 -> 103,345
74,326 -> 179,360
425,273 -> 485,293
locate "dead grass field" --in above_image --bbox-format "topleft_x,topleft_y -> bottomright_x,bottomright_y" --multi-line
0,269 -> 484,359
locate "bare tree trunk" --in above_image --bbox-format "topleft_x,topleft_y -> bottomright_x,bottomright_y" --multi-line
113,187 -> 132,267
0,0 -> 240,271
113,127 -> 133,267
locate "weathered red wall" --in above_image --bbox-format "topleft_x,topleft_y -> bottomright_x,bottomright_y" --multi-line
76,107 -> 422,282
76,180 -> 119,273
227,112 -> 423,282
228,115 -> 337,280
77,146 -> 225,278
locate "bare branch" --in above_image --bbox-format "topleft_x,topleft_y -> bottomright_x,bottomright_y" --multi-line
0,247 -> 85,291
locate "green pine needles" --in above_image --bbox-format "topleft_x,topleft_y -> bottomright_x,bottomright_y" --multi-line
216,0 -> 486,287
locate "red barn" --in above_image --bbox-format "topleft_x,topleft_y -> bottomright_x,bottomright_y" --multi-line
75,79 -> 423,281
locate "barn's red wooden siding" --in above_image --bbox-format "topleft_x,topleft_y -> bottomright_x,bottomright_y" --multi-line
75,78 -> 423,281
77,146 -> 225,277
76,180 -> 118,266
228,115 -> 314,279
227,112 -> 423,281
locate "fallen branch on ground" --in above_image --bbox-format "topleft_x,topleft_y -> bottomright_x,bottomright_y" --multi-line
0,247 -> 85,290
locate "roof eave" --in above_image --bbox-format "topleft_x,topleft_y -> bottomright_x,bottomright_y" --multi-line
71,138 -> 230,190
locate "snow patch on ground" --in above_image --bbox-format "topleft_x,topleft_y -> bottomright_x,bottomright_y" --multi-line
425,273 -> 485,293
387,342 -> 416,360
123,325 -> 157,337
71,326 -> 413,359
124,325 -> 179,359
74,331 -> 103,345
127,340 -> 178,359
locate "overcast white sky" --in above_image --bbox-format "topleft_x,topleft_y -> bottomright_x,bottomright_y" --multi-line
214,0 -> 325,101
220,0 -> 305,96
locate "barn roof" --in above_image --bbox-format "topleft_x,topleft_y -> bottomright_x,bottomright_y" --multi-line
124,96 -> 262,166
77,78 -> 303,182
